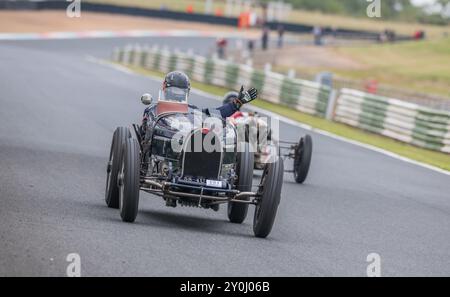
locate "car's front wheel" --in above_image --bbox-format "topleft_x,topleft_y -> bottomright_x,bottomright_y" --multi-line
253,157 -> 284,238
105,127 -> 131,208
119,138 -> 140,222
228,142 -> 254,224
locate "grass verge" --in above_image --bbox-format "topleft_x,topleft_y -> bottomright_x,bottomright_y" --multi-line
125,64 -> 450,172
271,37 -> 450,98
334,37 -> 450,97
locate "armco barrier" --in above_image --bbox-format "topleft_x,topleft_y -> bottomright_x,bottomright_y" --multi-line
114,45 -> 332,118
334,89 -> 450,153
112,46 -> 450,154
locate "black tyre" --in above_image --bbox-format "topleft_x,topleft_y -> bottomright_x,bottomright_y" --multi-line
253,157 -> 284,238
293,134 -> 312,184
105,127 -> 131,208
119,138 -> 140,222
228,142 -> 254,224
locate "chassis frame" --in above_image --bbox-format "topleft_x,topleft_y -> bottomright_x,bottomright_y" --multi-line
131,124 -> 260,207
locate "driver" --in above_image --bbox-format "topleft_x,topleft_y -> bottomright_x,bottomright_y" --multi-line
142,71 -> 258,129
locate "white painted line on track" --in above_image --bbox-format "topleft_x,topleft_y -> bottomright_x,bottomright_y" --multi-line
87,56 -> 450,177
0,30 -> 251,41
86,56 -> 137,75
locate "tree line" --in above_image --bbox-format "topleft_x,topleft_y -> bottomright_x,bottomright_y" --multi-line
260,0 -> 449,25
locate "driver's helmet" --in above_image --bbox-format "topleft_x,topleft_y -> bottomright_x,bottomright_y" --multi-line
222,91 -> 239,105
159,71 -> 190,103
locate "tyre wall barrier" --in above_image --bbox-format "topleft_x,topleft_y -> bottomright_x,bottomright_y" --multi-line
114,45 -> 332,118
334,89 -> 450,153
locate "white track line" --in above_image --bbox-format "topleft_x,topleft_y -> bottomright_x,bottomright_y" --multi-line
0,30 -> 252,41
88,57 -> 450,176
86,56 -> 137,75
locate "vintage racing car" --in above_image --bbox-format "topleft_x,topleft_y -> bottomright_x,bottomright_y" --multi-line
104,94 -> 284,238
223,96 -> 313,184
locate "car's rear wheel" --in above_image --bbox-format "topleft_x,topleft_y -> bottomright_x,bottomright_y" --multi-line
228,142 -> 254,224
293,134 -> 312,184
105,127 -> 131,208
253,157 -> 284,238
119,138 -> 140,222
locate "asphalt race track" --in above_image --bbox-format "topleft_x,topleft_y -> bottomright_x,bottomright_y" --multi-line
1,36 -> 449,276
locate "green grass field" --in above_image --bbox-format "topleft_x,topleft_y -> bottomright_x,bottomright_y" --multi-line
124,64 -> 450,171
274,36 -> 450,98
334,36 -> 450,97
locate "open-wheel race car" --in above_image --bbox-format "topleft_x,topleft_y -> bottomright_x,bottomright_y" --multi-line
223,95 -> 313,184
104,94 -> 284,238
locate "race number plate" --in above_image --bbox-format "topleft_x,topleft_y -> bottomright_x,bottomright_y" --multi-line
206,180 -> 223,188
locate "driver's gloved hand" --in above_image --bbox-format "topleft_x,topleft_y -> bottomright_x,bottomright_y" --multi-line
234,85 -> 258,109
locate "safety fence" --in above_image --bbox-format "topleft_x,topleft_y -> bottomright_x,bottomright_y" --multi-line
115,45 -> 332,117
113,45 -> 450,154
335,89 -> 450,153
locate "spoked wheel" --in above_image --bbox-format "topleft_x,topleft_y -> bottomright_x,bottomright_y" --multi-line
119,138 -> 141,223
293,134 -> 312,184
105,127 -> 131,208
228,142 -> 254,224
253,157 -> 284,238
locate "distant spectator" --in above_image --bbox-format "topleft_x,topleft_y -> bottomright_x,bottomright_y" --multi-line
365,79 -> 378,94
261,26 -> 269,50
414,30 -> 425,40
378,31 -> 387,43
377,29 -> 394,43
277,24 -> 285,48
247,39 -> 255,56
313,26 -> 322,46
384,29 -> 396,43
331,26 -> 338,38
216,38 -> 227,59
